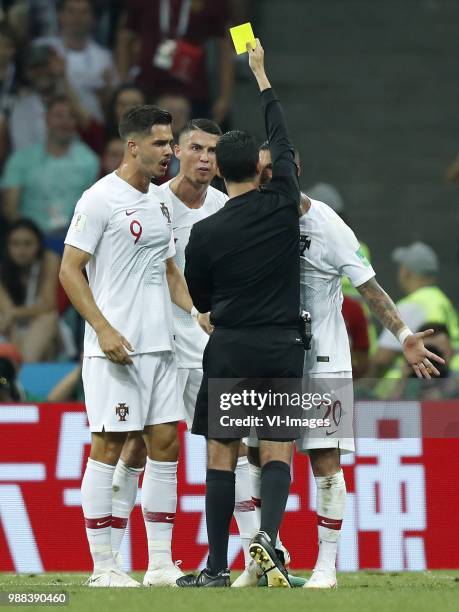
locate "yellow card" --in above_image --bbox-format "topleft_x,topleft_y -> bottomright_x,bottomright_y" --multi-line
229,22 -> 256,55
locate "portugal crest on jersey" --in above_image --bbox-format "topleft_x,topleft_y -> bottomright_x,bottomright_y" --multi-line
160,203 -> 172,224
115,402 -> 129,422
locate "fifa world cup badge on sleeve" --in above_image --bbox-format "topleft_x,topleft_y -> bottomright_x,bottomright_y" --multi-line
73,212 -> 87,232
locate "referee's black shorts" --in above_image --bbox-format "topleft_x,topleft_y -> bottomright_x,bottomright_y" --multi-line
192,326 -> 305,439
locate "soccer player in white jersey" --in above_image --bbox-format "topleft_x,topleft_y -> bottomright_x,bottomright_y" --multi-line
60,105 -> 211,588
255,145 -> 444,589
105,119 -> 259,586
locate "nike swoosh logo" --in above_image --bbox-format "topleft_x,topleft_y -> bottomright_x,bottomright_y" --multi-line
165,516 -> 175,521
125,210 -> 138,216
96,520 -> 111,527
321,519 -> 338,526
325,430 -> 338,437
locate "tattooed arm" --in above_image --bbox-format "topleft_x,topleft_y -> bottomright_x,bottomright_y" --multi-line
357,278 -> 405,338
357,277 -> 444,379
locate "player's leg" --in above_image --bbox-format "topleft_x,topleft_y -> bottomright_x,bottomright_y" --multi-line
232,442 -> 261,587
81,355 -> 143,587
141,352 -> 185,586
249,439 -> 293,587
206,437 -> 240,574
234,442 -> 258,568
306,447 -> 345,589
246,443 -> 289,555
183,367 -> 258,570
142,421 -> 180,585
111,433 -> 146,559
82,431 -> 128,576
299,371 -> 354,589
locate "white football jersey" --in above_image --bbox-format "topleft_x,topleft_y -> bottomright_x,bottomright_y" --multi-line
65,172 -> 175,357
300,198 -> 375,373
160,180 -> 228,368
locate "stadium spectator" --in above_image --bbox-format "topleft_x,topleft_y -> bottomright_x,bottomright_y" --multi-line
0,219 -> 60,362
99,136 -> 123,176
36,0 -> 119,122
2,95 -> 99,235
92,0 -> 124,48
3,0 -> 60,41
9,44 -> 53,151
156,91 -> 191,180
47,359 -> 83,401
12,43 -> 109,155
0,341 -> 22,370
342,295 -> 370,379
369,242 -> 459,378
388,323 -> 459,400
0,355 -> 21,401
0,23 -> 18,115
105,83 -> 145,139
116,0 -> 234,122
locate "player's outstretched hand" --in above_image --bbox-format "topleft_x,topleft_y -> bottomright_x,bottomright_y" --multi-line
197,312 -> 214,335
402,329 -> 445,379
97,324 -> 134,365
247,38 -> 264,73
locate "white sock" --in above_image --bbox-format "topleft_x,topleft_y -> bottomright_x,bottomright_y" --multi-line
111,459 -> 143,555
81,458 -> 116,573
142,458 -> 177,571
234,456 -> 258,566
248,461 -> 285,552
315,469 -> 346,570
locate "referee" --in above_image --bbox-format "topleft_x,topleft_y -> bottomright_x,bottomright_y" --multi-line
178,40 -> 304,588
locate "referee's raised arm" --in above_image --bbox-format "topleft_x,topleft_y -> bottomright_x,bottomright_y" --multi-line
248,39 -> 300,205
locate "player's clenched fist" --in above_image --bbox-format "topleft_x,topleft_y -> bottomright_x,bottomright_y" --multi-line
247,38 -> 264,73
97,323 -> 134,364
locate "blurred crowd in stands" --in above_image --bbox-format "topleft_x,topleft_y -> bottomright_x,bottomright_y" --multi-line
0,0 -> 458,403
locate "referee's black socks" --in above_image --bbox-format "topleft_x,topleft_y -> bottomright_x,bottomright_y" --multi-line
206,469 -> 235,574
260,460 -> 291,547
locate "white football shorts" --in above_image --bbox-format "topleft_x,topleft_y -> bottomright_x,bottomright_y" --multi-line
82,351 -> 184,432
177,367 -> 203,429
244,371 -> 355,454
296,370 -> 355,454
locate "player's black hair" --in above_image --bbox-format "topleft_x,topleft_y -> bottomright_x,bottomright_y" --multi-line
216,130 -> 259,183
259,140 -> 301,165
179,118 -> 222,141
118,105 -> 172,141
0,219 -> 45,306
416,322 -> 450,337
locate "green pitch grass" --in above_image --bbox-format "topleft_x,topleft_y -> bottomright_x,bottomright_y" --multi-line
0,571 -> 458,612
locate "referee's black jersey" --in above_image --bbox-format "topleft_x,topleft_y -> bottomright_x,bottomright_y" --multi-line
184,88 -> 300,329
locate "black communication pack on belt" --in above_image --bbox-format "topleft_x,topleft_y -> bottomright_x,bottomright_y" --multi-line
299,310 -> 312,350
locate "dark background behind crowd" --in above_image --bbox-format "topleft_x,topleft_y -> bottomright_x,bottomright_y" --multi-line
0,0 -> 458,402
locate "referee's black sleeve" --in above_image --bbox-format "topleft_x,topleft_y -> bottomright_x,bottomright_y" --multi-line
184,224 -> 212,313
261,88 -> 300,206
